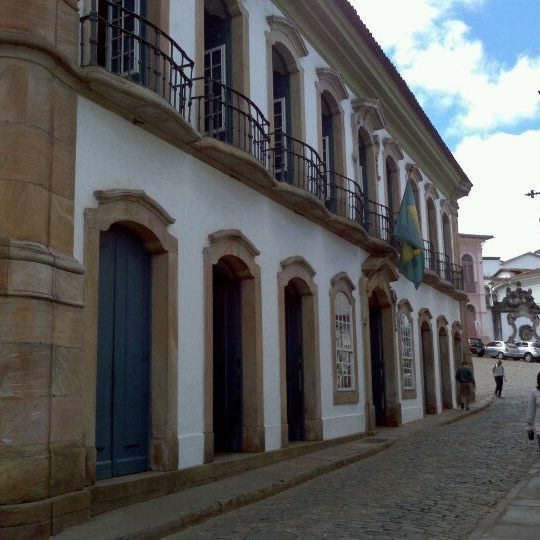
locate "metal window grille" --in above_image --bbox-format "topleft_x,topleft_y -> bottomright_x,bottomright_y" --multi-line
322,135 -> 333,200
400,313 -> 415,390
108,0 -> 141,76
335,292 -> 354,391
204,44 -> 227,134
273,97 -> 288,174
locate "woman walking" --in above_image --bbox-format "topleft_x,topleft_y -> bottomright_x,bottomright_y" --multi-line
492,358 -> 506,397
526,371 -> 540,450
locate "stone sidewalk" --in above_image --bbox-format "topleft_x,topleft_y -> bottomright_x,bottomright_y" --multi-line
469,458 -> 540,539
56,397 -> 493,540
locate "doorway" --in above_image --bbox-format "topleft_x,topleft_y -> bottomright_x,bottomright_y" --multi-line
369,301 -> 386,426
438,327 -> 453,409
285,282 -> 305,441
212,261 -> 243,453
96,225 -> 151,480
420,321 -> 437,414
453,330 -> 463,405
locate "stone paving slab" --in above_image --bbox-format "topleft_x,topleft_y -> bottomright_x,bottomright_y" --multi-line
169,358 -> 540,540
58,356 -> 539,540
55,397 -> 491,540
472,462 -> 540,539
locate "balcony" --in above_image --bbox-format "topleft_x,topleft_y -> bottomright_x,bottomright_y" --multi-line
269,133 -> 326,204
80,1 -> 194,128
364,198 -> 393,243
192,78 -> 270,167
325,172 -> 393,245
325,172 -> 363,222
423,240 -> 463,290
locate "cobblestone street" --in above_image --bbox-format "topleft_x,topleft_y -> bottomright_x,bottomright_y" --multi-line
170,358 -> 540,539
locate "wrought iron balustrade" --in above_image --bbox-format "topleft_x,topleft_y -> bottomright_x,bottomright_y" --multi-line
324,172 -> 364,223
80,0 -> 194,120
436,252 -> 453,283
191,78 -> 270,166
363,197 -> 393,242
269,132 -> 326,202
423,239 -> 464,288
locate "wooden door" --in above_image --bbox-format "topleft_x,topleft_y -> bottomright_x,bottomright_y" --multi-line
285,285 -> 305,441
96,225 -> 151,480
369,304 -> 386,426
213,264 -> 243,453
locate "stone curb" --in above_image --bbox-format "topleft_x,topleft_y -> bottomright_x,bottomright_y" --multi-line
466,461 -> 540,540
123,441 -> 395,540
441,395 -> 494,426
56,400 -> 492,540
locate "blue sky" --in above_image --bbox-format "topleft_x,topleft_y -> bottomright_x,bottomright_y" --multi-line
350,0 -> 540,260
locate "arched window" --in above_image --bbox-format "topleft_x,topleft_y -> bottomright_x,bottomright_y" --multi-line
442,213 -> 453,262
330,273 -> 359,404
358,133 -> 370,198
352,99 -> 385,204
335,292 -> 354,391
320,89 -> 345,209
399,313 -> 415,391
461,254 -> 475,292
200,0 -> 247,92
426,197 -> 439,260
385,156 -> 400,222
397,299 -> 416,399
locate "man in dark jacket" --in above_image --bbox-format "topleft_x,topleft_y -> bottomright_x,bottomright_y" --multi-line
455,360 -> 476,410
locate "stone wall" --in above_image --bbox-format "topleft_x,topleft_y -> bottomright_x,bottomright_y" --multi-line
0,1 -> 86,537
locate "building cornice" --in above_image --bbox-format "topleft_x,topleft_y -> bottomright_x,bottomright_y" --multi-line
272,0 -> 473,200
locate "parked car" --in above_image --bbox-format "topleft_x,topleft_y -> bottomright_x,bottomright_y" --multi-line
515,341 -> 540,362
468,337 -> 485,357
485,341 -> 522,359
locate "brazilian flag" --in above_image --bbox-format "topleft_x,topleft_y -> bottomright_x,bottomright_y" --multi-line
394,182 -> 424,288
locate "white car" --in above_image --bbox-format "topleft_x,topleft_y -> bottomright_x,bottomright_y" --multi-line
485,341 -> 522,360
515,341 -> 540,362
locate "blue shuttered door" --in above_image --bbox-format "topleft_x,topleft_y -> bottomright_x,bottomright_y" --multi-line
96,225 -> 151,480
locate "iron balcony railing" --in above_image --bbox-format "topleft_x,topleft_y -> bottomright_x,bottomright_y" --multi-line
363,197 -> 393,243
191,77 -> 270,166
436,252 -> 453,283
324,172 -> 393,243
423,240 -> 463,289
80,0 -> 194,120
269,132 -> 326,202
324,172 -> 363,222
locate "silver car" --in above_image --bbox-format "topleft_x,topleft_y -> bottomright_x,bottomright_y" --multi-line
485,341 -> 522,360
515,341 -> 540,362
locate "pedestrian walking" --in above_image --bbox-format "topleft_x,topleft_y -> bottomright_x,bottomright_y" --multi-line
455,360 -> 476,410
526,371 -> 540,450
492,358 -> 506,397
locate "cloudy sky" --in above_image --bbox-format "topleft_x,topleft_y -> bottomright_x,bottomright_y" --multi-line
350,0 -> 540,260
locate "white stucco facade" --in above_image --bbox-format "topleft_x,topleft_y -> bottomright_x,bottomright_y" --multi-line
73,0 -> 469,470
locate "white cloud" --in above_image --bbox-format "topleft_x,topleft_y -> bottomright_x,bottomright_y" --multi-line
349,0 -> 540,133
456,130 -> 540,258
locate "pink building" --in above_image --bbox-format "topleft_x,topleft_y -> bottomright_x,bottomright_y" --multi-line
458,234 -> 494,342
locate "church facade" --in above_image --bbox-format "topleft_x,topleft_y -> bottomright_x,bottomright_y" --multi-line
0,0 -> 472,536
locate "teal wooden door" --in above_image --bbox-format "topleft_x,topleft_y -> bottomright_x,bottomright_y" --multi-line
96,225 -> 151,480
